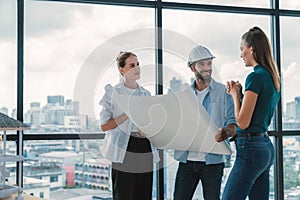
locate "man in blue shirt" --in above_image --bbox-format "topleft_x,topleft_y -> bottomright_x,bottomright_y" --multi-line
173,45 -> 236,200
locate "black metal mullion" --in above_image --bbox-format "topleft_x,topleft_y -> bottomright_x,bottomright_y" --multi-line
280,9 -> 300,17
271,0 -> 284,200
17,0 -> 25,188
155,0 -> 164,199
162,1 -> 275,15
7,133 -> 106,140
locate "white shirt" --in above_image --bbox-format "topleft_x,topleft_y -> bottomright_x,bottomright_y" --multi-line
99,82 -> 160,163
187,87 -> 209,162
123,87 -> 140,132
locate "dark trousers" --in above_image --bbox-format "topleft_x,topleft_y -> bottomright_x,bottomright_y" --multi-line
174,161 -> 224,200
112,136 -> 153,200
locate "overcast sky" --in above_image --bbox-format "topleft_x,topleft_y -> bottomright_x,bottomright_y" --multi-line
0,0 -> 300,119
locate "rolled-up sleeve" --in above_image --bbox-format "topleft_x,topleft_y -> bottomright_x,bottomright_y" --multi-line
99,84 -> 113,126
224,92 -> 236,127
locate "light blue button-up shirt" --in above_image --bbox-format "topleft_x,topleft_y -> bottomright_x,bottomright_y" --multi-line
99,82 -> 160,163
174,79 -> 236,165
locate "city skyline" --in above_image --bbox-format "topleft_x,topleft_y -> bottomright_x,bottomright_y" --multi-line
2,76 -> 300,121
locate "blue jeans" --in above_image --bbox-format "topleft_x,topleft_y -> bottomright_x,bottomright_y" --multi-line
174,161 -> 224,200
222,135 -> 274,200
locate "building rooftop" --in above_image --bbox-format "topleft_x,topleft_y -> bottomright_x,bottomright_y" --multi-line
40,151 -> 79,158
49,188 -> 112,200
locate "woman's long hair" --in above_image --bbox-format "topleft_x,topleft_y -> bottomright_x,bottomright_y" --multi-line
242,26 -> 280,91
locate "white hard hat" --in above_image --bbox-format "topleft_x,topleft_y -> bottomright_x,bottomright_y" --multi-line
187,45 -> 215,67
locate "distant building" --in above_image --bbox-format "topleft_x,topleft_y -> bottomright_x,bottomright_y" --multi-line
40,151 -> 82,187
28,102 -> 42,127
30,102 -> 40,108
65,99 -> 80,115
0,106 -> 8,115
50,188 -> 112,200
23,177 -> 50,199
24,140 -> 72,159
48,95 -> 65,106
295,97 -> 300,120
64,115 -> 87,130
87,117 -> 101,131
168,77 -> 182,94
43,105 -> 73,125
11,108 -> 17,119
286,101 -> 296,120
74,158 -> 110,191
25,160 -> 64,191
6,162 -> 51,199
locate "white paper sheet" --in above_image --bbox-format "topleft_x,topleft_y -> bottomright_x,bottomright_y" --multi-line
113,84 -> 232,155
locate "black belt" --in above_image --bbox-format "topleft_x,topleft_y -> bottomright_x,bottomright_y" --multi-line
236,132 -> 268,138
230,132 -> 268,142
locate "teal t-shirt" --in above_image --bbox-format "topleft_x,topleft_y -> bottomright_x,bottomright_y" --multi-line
237,65 -> 280,133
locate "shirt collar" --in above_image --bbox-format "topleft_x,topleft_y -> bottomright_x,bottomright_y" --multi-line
115,81 -> 147,95
191,78 -> 216,93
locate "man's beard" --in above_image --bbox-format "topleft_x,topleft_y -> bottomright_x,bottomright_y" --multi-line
195,70 -> 211,83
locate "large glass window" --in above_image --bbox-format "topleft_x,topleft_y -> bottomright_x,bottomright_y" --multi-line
280,1 -> 300,10
163,9 -> 272,199
281,17 -> 300,130
0,0 -> 17,118
163,10 -> 270,93
24,1 -> 154,199
283,136 -> 300,198
22,139 -> 112,199
24,0 -> 155,131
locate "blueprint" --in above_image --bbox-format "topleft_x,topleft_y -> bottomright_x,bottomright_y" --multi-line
113,84 -> 232,155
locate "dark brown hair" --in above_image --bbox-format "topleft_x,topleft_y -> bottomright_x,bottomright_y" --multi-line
116,51 -> 137,68
242,26 -> 280,91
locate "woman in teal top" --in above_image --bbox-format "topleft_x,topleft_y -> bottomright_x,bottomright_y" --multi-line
216,26 -> 280,200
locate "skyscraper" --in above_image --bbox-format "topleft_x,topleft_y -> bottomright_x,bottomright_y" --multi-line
286,101 -> 295,120
47,95 -> 64,106
168,77 -> 182,94
0,106 -> 8,115
65,99 -> 80,115
29,102 -> 42,127
295,97 -> 300,120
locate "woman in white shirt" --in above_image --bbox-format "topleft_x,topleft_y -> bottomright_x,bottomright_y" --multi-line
100,51 -> 159,200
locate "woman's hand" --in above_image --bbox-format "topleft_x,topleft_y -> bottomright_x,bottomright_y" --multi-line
226,81 -> 242,98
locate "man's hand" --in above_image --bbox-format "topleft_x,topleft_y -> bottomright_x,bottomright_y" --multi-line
215,124 -> 236,142
215,128 -> 230,142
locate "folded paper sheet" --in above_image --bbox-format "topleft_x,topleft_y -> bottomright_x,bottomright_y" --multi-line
113,84 -> 232,155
